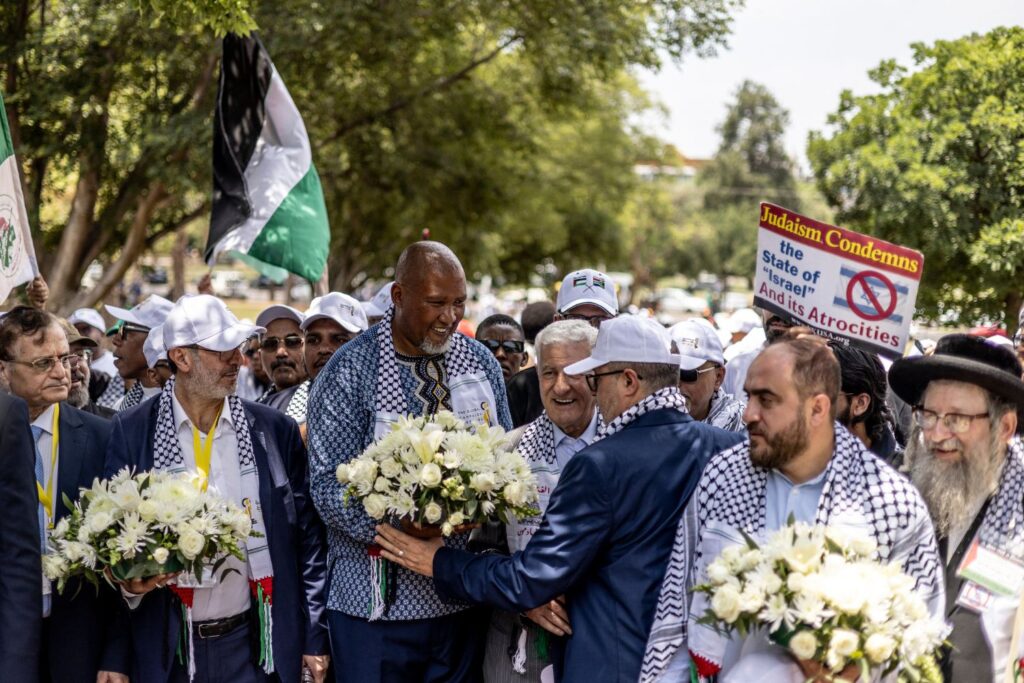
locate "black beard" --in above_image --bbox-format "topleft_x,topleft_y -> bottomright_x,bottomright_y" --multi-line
748,414 -> 809,470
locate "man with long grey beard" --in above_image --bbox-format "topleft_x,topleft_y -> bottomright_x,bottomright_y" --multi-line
891,334 -> 1024,682
307,241 -> 511,682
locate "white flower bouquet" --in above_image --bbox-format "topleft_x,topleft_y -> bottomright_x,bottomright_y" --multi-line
43,468 -> 254,592
338,411 -> 540,537
694,522 -> 948,682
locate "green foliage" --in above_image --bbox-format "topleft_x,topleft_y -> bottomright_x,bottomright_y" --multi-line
808,27 -> 1024,330
135,0 -> 256,35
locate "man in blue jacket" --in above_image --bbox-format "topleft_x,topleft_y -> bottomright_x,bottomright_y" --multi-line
374,315 -> 743,682
104,295 -> 330,683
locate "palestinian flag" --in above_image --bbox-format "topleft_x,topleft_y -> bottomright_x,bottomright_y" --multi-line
0,90 -> 39,303
206,33 -> 329,283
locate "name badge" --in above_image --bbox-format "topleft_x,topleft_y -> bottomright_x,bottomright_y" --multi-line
957,535 -> 1024,597
175,566 -> 221,589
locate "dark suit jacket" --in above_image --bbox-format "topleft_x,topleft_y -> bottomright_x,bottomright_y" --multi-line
47,402 -> 130,679
0,393 -> 42,683
104,397 -> 329,683
263,383 -> 302,413
506,366 -> 542,428
433,409 -> 744,683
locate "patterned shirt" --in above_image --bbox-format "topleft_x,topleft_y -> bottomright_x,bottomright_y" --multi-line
704,388 -> 746,433
307,326 -> 511,620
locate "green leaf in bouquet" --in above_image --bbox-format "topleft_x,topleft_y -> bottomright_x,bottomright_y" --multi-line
62,492 -> 75,512
110,555 -> 185,582
770,624 -> 795,648
738,528 -> 761,551
138,474 -> 152,492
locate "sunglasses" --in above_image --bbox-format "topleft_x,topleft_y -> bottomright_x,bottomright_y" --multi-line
679,366 -> 717,383
111,321 -> 151,340
260,335 -> 304,351
480,339 -> 525,354
561,312 -> 615,327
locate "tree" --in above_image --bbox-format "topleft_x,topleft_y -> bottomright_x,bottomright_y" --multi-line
808,27 -> 1024,330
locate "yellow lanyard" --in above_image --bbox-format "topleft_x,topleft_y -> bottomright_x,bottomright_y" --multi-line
35,404 -> 59,528
191,404 -> 223,492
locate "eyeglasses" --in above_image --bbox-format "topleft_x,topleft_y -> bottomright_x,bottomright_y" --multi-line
260,335 -> 304,351
111,321 -> 151,340
183,345 -> 244,362
912,407 -> 990,434
243,347 -> 259,359
562,312 -> 615,327
154,360 -> 171,371
3,354 -> 77,373
679,366 -> 717,383
585,369 -> 642,392
480,339 -> 525,354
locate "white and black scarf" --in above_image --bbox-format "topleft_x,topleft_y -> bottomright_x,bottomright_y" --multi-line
704,388 -> 746,433
979,436 -> 1024,558
595,386 -> 688,441
641,424 -> 943,681
118,382 -> 146,412
152,379 -> 276,678
284,380 -> 310,423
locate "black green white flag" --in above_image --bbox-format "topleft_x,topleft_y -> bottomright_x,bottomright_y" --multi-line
0,90 -> 39,304
206,34 -> 329,283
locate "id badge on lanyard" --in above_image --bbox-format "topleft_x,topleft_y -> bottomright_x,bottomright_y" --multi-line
957,531 -> 1024,613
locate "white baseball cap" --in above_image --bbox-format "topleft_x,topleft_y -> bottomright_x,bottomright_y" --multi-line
727,308 -> 763,335
302,292 -> 368,333
556,269 -> 618,316
68,308 -> 106,333
163,295 -> 264,353
362,282 -> 394,319
669,319 -> 725,371
105,295 -> 174,329
143,325 -> 167,368
564,315 -> 680,376
255,304 -> 304,329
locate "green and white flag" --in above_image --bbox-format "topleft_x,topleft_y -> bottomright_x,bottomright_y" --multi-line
205,33 -> 329,284
0,91 -> 39,304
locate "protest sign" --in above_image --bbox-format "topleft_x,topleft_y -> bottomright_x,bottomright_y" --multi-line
753,202 -> 924,359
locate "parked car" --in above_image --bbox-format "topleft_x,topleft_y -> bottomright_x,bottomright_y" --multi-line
208,270 -> 249,299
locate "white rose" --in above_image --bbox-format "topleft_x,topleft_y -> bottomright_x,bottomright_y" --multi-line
178,529 -> 205,560
380,459 -> 402,479
374,476 -> 390,493
710,584 -> 742,623
363,494 -> 388,520
789,630 -> 818,661
336,463 -> 351,484
420,463 -> 443,488
423,501 -> 443,524
851,535 -> 877,557
706,560 -> 733,585
864,633 -> 896,664
87,511 -> 114,534
503,481 -> 527,506
786,572 -> 805,592
441,522 -> 454,536
829,629 -> 859,658
449,511 -> 466,525
469,472 -> 497,493
137,499 -> 159,521
350,460 -> 379,487
152,547 -> 170,564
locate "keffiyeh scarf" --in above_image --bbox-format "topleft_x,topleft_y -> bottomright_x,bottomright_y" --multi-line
641,424 -> 943,681
118,382 -> 146,412
152,379 -> 275,679
595,386 -> 688,441
704,388 -> 745,433
978,436 -> 1024,558
285,380 -> 310,423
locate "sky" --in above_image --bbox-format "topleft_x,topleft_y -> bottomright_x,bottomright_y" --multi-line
637,0 -> 1022,168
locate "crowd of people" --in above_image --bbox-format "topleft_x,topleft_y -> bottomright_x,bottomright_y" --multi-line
1,241 -> 1023,683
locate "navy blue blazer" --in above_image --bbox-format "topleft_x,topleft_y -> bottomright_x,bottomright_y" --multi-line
433,409 -> 744,683
0,393 -> 42,683
47,402 -> 131,679
104,396 -> 329,683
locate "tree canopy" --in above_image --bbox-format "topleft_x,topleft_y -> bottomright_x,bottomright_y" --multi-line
808,27 -> 1024,330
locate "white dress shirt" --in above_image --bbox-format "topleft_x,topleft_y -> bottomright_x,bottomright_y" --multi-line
31,404 -> 60,524
551,411 -> 600,471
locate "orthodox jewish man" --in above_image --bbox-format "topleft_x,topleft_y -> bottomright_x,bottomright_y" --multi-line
373,315 -> 743,682
104,294 -> 330,683
891,334 -> 1024,681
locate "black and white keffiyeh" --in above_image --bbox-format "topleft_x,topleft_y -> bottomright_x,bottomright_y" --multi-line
641,423 -> 944,681
704,388 -> 745,433
285,380 -> 310,423
978,436 -> 1024,557
595,386 -> 688,441
117,382 -> 146,412
516,412 -> 558,466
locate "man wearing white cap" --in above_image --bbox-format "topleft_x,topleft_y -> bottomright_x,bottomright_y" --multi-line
374,315 -> 743,683
104,294 -> 330,683
254,304 -> 307,404
105,294 -> 174,412
670,319 -> 745,433
506,269 -> 620,428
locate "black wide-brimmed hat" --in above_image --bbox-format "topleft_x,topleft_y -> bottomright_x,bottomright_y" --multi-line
889,334 -> 1024,423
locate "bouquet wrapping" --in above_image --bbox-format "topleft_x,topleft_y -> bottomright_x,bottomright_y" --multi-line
338,411 -> 540,536
694,522 -> 948,682
44,467 -> 254,592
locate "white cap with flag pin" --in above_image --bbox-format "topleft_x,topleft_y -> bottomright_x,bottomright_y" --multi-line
163,295 -> 264,352
302,292 -> 368,333
105,294 -> 174,329
556,269 -> 619,316
564,315 -> 679,376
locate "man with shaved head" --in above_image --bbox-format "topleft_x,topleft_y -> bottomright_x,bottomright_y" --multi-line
308,241 -> 511,682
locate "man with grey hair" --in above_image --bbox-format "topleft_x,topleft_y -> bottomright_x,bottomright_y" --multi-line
307,241 -> 511,682
374,315 -> 743,682
479,319 -> 599,682
891,334 -> 1024,681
